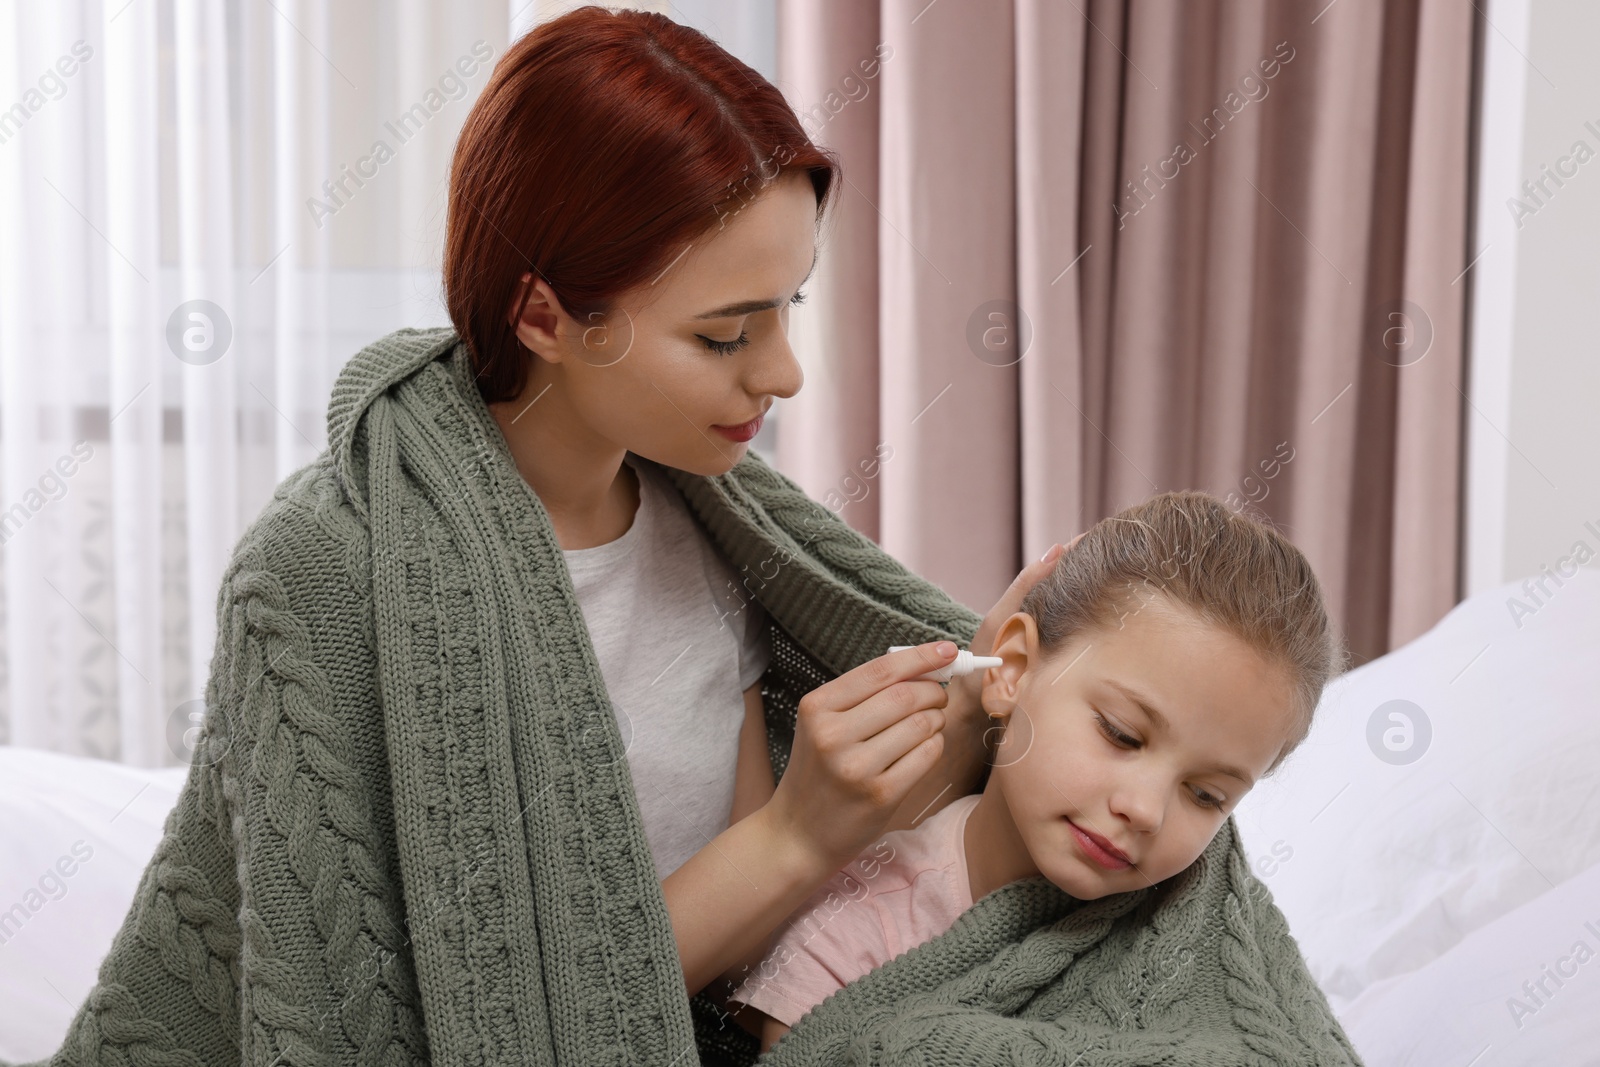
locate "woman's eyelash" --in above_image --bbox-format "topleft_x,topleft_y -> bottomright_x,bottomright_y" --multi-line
699,289 -> 808,355
1092,712 -> 1225,810
702,333 -> 751,355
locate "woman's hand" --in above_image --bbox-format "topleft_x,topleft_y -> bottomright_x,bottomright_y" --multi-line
880,535 -> 1085,833
762,642 -> 961,871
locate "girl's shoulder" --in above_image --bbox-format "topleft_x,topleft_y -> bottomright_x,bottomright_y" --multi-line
841,793 -> 980,899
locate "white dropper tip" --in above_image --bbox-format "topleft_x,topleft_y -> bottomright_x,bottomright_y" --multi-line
888,645 -> 1004,682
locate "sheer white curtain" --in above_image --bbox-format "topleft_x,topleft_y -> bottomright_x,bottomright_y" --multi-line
0,0 -> 776,767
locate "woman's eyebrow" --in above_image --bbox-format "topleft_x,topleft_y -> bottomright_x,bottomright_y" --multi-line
1103,679 -> 1255,786
695,248 -> 819,320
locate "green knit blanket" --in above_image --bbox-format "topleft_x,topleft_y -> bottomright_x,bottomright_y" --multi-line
762,818 -> 1365,1066
9,326 -> 1362,1067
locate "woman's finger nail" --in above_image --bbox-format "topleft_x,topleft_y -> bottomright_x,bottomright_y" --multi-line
1040,543 -> 1062,563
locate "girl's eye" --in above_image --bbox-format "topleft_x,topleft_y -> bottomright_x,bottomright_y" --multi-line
1095,711 -> 1226,810
1093,712 -> 1139,748
699,290 -> 808,356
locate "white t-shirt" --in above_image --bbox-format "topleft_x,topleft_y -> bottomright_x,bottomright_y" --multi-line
561,453 -> 771,879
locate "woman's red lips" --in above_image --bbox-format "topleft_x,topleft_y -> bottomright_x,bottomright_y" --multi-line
1066,817 -> 1132,869
712,412 -> 763,442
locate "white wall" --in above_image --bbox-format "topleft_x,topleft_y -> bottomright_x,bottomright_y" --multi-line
1466,0 -> 1600,597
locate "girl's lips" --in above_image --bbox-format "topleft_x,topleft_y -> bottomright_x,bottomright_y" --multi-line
1066,817 -> 1132,870
712,413 -> 763,442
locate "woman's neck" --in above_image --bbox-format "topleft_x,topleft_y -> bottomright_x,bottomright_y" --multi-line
487,376 -> 640,551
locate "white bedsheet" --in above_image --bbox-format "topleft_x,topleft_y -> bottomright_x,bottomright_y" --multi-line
1234,567 -> 1600,1063
1336,855 -> 1600,1066
2,570 -> 1597,1063
0,748 -> 189,1060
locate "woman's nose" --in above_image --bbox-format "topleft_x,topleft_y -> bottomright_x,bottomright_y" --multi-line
753,330 -> 804,401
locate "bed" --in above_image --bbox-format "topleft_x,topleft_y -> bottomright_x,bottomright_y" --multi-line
3,569 -> 1597,1064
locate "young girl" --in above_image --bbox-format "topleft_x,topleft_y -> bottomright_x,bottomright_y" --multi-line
725,489 -> 1346,1053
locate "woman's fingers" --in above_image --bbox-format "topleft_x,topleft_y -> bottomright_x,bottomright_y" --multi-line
799,642 -> 955,730
770,646 -> 959,865
851,699 -> 948,787
832,677 -> 949,745
971,554 -> 1053,655
872,723 -> 947,806
1000,541 -> 1063,607
971,533 -> 1085,656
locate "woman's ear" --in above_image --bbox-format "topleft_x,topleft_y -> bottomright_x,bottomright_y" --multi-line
506,271 -> 566,363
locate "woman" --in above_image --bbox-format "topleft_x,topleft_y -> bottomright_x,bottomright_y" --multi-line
17,9 -> 1063,1067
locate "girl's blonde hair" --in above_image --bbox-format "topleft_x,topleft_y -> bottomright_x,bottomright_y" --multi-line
1019,490 -> 1347,777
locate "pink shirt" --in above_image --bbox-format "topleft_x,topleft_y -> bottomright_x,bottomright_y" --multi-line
727,793 -> 981,1027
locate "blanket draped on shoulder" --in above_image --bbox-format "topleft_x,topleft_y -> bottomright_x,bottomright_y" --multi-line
6,326 -> 1361,1067
765,817 -> 1365,1066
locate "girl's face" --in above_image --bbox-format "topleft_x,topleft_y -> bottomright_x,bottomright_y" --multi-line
504,169 -> 817,477
978,594 -> 1298,901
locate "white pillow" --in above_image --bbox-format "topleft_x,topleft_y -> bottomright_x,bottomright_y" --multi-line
1336,855 -> 1600,1065
0,747 -> 189,1062
1232,565 -> 1600,1012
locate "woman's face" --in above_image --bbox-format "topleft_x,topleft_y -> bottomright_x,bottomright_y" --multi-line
979,594 -> 1298,900
505,169 -> 817,477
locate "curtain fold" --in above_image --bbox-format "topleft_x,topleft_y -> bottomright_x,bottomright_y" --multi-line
0,0 -> 1470,762
104,0 -> 166,767
772,2 -> 887,541
777,0 -> 1475,666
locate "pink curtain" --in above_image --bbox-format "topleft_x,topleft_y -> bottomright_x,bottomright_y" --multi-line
776,0 -> 1475,667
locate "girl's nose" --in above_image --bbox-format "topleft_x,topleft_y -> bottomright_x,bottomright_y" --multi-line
1107,783 -> 1164,837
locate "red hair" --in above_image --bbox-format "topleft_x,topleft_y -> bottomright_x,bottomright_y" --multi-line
444,5 -> 841,404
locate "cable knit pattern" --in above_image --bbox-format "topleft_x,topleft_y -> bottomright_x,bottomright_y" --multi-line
5,326 -> 1358,1067
758,819 -> 1364,1067
6,327 -> 982,1067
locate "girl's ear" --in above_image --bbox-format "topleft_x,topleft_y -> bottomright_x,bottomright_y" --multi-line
979,612 -> 1035,719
